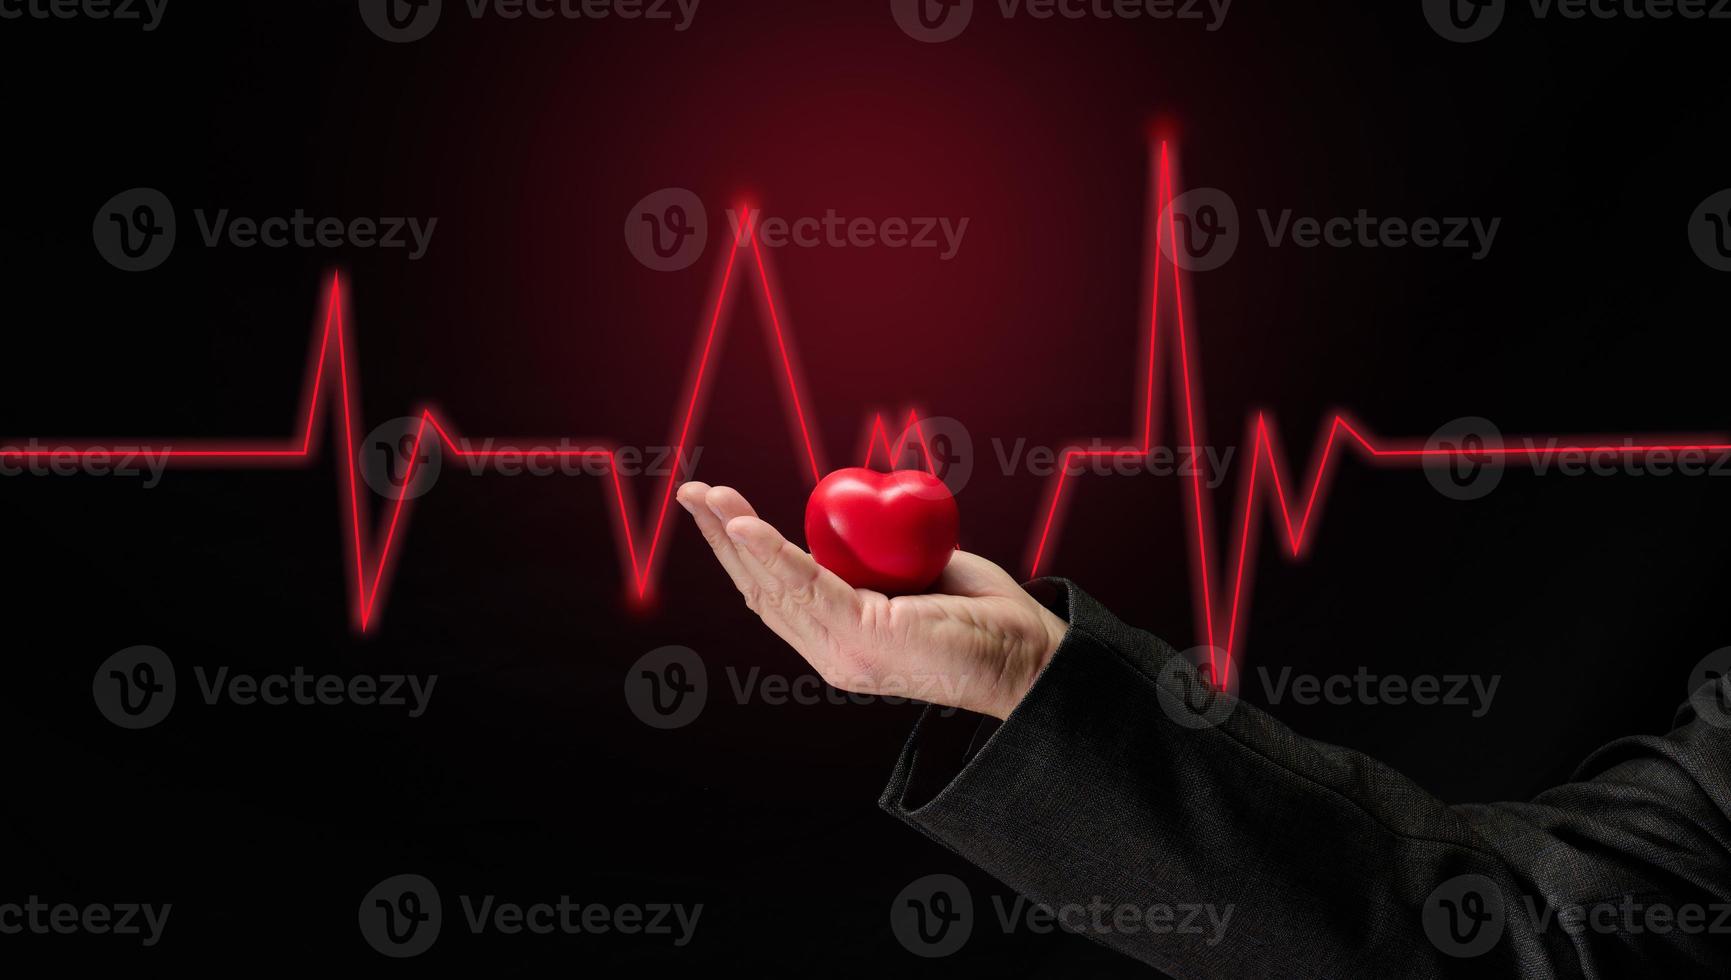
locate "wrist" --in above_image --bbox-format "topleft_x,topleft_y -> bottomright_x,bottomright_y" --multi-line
979,604 -> 1068,721
1037,604 -> 1068,667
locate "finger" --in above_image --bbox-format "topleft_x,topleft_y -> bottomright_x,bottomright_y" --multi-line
725,515 -> 861,633
933,550 -> 1023,598
703,484 -> 758,523
703,485 -> 797,625
701,485 -> 769,589
675,482 -> 756,596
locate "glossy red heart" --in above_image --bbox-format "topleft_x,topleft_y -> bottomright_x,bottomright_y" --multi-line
804,468 -> 959,594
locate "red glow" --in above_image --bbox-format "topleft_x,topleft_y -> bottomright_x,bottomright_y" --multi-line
862,410 -> 937,474
0,224 -> 829,628
7,145 -> 1727,676
1026,143 -> 1731,688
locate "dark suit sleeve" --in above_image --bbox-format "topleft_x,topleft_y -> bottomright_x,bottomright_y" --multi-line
879,578 -> 1731,979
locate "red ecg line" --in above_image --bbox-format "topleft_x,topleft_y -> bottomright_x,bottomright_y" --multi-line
7,143 -> 1727,684
1028,142 -> 1731,687
863,410 -> 937,473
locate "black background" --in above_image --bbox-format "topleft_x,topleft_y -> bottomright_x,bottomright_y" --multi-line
2,0 -> 1728,972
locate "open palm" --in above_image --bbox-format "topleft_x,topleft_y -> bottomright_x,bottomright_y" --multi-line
676,482 -> 1067,720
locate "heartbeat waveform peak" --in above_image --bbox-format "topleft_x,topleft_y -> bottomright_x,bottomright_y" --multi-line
10,142 -> 1727,686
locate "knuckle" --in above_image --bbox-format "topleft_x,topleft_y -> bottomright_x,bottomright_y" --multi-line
784,577 -> 816,606
858,600 -> 894,641
757,545 -> 784,576
739,584 -> 765,613
767,587 -> 800,618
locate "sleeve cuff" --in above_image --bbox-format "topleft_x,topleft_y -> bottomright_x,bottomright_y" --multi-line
879,576 -> 1181,819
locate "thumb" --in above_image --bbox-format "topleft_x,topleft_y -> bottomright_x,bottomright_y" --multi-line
932,550 -> 1023,598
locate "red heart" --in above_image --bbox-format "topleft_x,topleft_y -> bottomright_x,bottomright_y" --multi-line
804,468 -> 959,594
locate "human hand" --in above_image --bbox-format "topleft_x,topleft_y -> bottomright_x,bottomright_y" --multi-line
676,481 -> 1067,720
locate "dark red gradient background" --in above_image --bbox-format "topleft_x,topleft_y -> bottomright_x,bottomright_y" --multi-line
1,0 -> 1728,972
